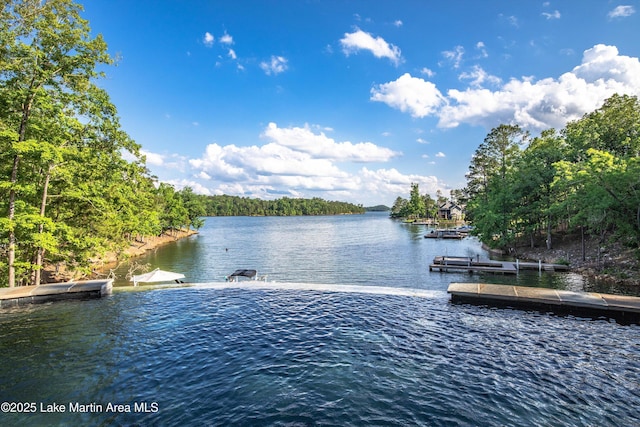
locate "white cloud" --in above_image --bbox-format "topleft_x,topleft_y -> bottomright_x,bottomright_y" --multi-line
435,152 -> 446,158
203,32 -> 214,47
262,122 -> 400,162
340,28 -> 402,65
188,143 -> 247,181
442,45 -> 465,68
165,179 -> 212,196
181,124 -> 425,205
228,49 -> 237,60
476,41 -> 488,58
608,5 -> 635,18
358,167 -> 442,201
260,55 -> 288,75
459,65 -> 502,88
370,73 -> 446,118
416,138 -> 430,144
542,10 -> 561,19
499,14 -> 519,27
219,32 -> 234,44
393,20 -> 403,27
421,67 -> 435,77
374,44 -> 640,131
141,150 -> 164,166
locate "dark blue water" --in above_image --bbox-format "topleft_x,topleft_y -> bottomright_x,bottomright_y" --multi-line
2,214 -> 639,426
1,288 -> 639,426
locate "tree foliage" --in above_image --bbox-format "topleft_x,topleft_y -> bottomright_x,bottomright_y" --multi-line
203,195 -> 364,216
464,94 -> 640,254
0,0 -> 202,287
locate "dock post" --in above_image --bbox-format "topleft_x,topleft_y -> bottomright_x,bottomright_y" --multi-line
538,259 -> 542,273
516,259 -> 519,271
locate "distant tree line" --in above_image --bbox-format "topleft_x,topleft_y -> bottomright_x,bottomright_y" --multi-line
365,205 -> 390,212
203,195 -> 365,216
460,94 -> 640,255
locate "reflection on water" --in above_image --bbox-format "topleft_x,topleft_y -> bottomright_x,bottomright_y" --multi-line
110,213 -> 600,294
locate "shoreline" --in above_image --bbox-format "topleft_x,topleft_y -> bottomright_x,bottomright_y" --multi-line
43,228 -> 199,284
491,234 -> 640,290
96,228 -> 199,275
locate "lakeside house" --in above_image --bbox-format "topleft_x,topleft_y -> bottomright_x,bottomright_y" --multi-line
438,201 -> 464,221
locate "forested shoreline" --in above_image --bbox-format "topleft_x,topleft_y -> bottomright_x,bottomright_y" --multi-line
203,195 -> 364,216
389,94 -> 640,280
461,94 -> 640,261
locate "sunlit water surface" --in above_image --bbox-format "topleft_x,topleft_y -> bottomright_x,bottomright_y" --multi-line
1,214 -> 639,426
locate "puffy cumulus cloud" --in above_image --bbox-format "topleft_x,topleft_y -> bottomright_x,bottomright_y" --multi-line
140,149 -> 164,166
180,125 -> 435,205
262,122 -> 400,162
371,73 -> 446,118
374,45 -> 640,131
164,179 -> 212,196
358,167 -> 442,202
340,28 -> 402,65
260,55 -> 288,75
459,65 -> 502,88
188,143 -> 247,181
189,123 -> 400,183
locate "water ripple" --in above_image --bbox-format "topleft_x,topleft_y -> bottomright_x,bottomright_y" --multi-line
1,288 -> 639,426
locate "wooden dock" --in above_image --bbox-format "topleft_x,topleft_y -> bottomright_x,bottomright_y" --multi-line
429,256 -> 569,274
447,282 -> 640,322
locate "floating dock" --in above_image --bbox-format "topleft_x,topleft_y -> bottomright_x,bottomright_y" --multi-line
0,279 -> 113,308
430,256 -> 569,274
448,282 -> 640,322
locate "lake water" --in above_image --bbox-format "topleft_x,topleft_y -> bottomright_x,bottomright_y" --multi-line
1,213 -> 639,426
111,212 -> 588,291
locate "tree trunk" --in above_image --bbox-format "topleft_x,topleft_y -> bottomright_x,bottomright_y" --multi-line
8,80 -> 37,287
33,164 -> 53,286
546,218 -> 552,250
7,154 -> 20,288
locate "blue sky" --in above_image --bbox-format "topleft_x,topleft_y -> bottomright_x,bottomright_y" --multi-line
84,1 -> 640,207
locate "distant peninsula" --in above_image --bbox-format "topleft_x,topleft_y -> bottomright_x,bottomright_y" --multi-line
204,195 -> 364,216
365,205 -> 390,212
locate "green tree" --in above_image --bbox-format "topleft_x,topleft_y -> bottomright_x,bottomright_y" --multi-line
178,187 -> 206,229
407,183 -> 426,218
1,0 -> 159,286
556,94 -> 640,251
1,0 -> 116,286
390,196 -> 408,218
465,124 -> 527,248
512,129 -> 567,249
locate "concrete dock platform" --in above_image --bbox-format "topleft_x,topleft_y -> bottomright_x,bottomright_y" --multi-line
0,279 -> 113,308
448,282 -> 640,322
